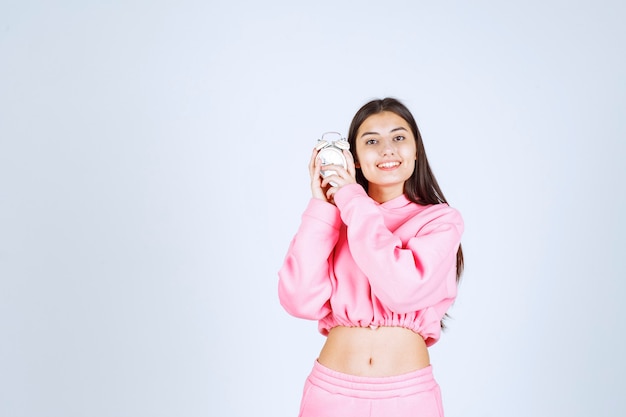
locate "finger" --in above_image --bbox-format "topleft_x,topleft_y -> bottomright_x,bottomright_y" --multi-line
344,150 -> 357,177
325,185 -> 337,202
313,154 -> 328,182
321,175 -> 339,189
321,164 -> 347,178
308,148 -> 320,176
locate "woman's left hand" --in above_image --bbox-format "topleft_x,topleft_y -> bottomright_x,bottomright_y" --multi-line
320,149 -> 357,204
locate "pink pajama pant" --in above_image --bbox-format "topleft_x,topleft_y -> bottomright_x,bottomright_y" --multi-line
298,361 -> 444,417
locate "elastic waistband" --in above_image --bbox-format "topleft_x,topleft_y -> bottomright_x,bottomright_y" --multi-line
307,360 -> 438,399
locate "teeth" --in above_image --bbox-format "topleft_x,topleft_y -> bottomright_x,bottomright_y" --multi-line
378,162 -> 400,168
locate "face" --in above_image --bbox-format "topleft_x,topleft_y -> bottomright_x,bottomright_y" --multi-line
354,111 -> 417,202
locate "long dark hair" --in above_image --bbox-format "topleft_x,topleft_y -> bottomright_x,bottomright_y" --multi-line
347,97 -> 464,286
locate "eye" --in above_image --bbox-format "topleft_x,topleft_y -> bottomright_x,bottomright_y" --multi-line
365,138 -> 378,145
393,135 -> 405,142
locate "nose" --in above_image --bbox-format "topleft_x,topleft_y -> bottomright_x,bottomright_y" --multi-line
381,139 -> 396,155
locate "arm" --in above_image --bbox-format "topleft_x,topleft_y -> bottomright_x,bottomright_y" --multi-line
334,185 -> 464,313
277,198 -> 342,319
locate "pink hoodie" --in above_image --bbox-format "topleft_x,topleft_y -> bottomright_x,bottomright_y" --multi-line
278,184 -> 464,346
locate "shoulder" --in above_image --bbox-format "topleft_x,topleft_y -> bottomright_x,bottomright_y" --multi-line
423,202 -> 462,219
406,203 -> 464,235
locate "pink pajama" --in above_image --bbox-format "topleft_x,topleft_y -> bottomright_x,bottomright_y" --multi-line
298,361 -> 445,417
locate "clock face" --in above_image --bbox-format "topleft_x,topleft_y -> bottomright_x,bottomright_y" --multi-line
318,146 -> 346,168
318,146 -> 347,179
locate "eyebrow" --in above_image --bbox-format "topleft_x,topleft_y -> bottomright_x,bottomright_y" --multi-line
360,126 -> 408,138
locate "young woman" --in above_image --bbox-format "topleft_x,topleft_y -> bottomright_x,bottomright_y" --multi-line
278,97 -> 464,417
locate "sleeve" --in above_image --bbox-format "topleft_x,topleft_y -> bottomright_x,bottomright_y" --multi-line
333,184 -> 464,314
277,198 -> 343,320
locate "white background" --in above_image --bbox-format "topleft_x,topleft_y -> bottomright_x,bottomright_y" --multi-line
1,1 -> 625,416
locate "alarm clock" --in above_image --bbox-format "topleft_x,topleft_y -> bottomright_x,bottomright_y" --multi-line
315,132 -> 350,182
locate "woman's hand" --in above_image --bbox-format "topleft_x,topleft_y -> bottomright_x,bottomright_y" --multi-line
309,148 -> 357,204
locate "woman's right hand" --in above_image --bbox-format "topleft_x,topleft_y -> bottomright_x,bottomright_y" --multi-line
309,147 -> 328,202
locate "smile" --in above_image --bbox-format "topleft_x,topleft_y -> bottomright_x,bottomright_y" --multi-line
377,161 -> 400,169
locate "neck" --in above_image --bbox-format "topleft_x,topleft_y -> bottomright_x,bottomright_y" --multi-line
368,184 -> 404,204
